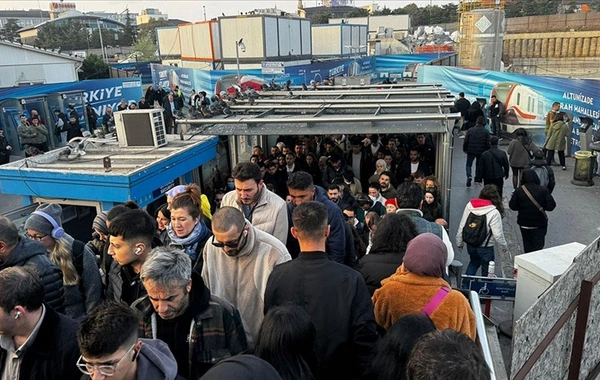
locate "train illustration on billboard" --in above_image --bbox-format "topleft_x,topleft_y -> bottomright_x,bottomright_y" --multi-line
491,82 -> 548,133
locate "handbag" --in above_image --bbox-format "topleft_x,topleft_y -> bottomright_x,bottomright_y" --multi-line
522,185 -> 548,220
421,287 -> 451,316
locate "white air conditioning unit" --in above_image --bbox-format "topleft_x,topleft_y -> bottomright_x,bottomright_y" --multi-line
115,109 -> 168,148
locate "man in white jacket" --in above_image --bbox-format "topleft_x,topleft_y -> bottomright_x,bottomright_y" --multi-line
221,162 -> 288,244
201,207 -> 291,348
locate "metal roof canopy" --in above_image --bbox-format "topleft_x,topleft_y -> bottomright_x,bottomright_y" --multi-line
288,83 -> 445,90
178,84 -> 459,136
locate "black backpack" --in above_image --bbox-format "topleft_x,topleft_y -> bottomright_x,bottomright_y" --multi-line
462,212 -> 492,247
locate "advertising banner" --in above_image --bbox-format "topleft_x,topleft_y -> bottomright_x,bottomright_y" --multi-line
419,65 -> 600,152
0,78 -> 143,121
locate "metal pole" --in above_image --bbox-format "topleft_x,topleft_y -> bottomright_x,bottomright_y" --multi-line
235,41 -> 240,83
97,19 -> 106,63
203,6 -> 207,21
567,280 -> 594,380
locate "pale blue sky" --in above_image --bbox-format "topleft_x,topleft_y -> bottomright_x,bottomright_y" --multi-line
1,0 -> 456,22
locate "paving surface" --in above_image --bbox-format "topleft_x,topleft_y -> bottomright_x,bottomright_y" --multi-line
449,135 -> 600,377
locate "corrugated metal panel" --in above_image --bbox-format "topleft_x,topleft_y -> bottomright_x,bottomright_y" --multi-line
180,23 -> 214,60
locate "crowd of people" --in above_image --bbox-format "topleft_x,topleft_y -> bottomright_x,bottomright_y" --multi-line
0,129 -> 501,379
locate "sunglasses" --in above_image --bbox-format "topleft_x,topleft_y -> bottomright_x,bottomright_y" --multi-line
212,227 -> 245,249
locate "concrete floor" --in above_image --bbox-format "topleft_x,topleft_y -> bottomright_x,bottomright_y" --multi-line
448,136 -> 600,376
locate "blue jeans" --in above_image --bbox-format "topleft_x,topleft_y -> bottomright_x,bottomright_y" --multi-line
463,245 -> 495,288
466,154 -> 481,181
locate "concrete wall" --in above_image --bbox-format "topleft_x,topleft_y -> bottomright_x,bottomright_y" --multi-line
506,12 -> 600,33
511,236 -> 600,379
504,31 -> 600,58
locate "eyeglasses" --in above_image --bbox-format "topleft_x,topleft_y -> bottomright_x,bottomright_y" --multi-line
77,342 -> 136,376
212,228 -> 245,249
26,233 -> 47,241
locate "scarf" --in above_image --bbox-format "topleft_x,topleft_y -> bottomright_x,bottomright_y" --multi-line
167,220 -> 209,260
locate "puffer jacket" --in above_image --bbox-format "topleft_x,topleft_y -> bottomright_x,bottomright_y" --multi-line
463,125 -> 491,155
0,237 -> 64,312
545,120 -> 570,151
455,199 -> 507,248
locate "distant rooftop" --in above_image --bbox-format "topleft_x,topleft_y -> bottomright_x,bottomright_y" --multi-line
0,9 -> 50,18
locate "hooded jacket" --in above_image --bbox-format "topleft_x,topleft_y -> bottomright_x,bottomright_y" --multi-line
0,237 -> 64,312
509,170 -> 556,228
545,120 -> 570,151
455,199 -> 507,248
221,186 -> 288,244
201,223 -> 290,348
526,158 -> 556,194
80,339 -> 181,380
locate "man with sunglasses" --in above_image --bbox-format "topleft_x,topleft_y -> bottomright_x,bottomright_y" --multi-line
0,216 -> 64,312
77,301 -> 184,380
0,266 -> 79,380
201,207 -> 290,348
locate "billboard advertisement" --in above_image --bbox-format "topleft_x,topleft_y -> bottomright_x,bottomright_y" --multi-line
419,65 -> 600,152
149,53 -> 444,100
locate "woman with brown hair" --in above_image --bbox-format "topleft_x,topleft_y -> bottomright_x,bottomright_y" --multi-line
164,184 -> 212,273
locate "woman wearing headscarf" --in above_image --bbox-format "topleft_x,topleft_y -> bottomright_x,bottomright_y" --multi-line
372,233 -> 476,340
25,203 -> 102,318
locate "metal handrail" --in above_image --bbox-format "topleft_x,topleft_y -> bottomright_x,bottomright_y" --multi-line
469,290 -> 497,380
177,112 -> 461,125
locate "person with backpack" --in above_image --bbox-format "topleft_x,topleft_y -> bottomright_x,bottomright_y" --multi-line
24,203 -> 102,319
509,169 -> 557,253
526,149 -> 555,194
456,185 -> 507,288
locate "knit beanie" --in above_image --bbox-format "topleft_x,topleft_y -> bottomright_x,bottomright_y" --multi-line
385,198 -> 399,208
92,211 -> 109,235
25,203 -> 63,236
403,233 -> 447,278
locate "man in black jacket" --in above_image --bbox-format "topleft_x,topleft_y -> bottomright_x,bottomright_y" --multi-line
489,95 -> 505,137
106,209 -> 156,306
525,149 -> 556,194
509,169 -> 556,253
463,116 -> 491,187
0,266 -> 80,380
0,216 -> 64,312
478,136 -> 510,197
264,201 -> 378,380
